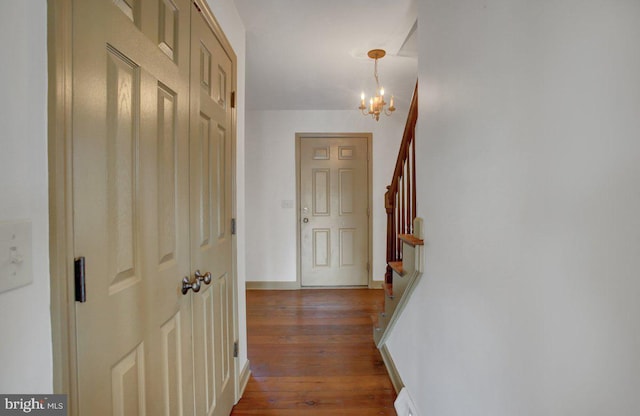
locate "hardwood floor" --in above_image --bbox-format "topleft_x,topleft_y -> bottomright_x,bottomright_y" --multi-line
231,289 -> 397,415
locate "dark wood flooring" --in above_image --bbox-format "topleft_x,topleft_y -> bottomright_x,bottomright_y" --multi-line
231,289 -> 397,415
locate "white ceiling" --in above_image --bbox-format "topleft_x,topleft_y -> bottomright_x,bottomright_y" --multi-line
233,0 -> 418,111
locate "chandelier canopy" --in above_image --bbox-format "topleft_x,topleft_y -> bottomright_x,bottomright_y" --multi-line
359,49 -> 395,121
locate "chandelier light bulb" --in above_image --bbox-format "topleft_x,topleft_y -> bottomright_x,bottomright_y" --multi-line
359,92 -> 366,110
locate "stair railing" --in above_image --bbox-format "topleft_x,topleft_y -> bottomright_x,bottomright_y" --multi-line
385,81 -> 418,283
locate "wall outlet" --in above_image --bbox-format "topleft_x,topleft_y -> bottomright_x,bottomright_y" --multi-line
0,220 -> 33,294
395,387 -> 420,416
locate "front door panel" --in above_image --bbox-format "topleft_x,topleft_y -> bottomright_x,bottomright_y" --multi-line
300,136 -> 370,286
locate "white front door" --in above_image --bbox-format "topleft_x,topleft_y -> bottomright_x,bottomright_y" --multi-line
299,135 -> 371,287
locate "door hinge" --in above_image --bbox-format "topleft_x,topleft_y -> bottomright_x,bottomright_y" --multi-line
367,208 -> 370,217
74,256 -> 87,303
233,341 -> 239,358
193,1 -> 202,13
366,262 -> 370,273
231,218 -> 237,235
231,91 -> 236,108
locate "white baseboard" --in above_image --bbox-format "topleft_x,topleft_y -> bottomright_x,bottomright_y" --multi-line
236,360 -> 251,403
246,281 -> 300,290
378,344 -> 404,394
370,280 -> 384,289
247,281 -> 384,290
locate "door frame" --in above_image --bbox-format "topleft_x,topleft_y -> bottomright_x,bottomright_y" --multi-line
47,1 -> 241,413
47,0 -> 77,410
295,132 -> 374,289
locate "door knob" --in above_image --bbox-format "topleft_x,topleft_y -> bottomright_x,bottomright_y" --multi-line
181,276 -> 201,295
303,218 -> 309,223
195,269 -> 212,285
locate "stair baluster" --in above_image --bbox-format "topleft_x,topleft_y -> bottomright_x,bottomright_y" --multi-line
384,81 -> 418,284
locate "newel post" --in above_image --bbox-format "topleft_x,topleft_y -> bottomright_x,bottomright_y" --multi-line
384,185 -> 395,284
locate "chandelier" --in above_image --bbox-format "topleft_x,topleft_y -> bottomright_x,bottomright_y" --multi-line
358,49 -> 395,121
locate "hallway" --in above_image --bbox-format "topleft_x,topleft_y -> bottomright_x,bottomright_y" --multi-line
231,289 -> 397,415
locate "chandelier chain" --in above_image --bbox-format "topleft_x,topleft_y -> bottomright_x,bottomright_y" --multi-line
374,58 -> 380,91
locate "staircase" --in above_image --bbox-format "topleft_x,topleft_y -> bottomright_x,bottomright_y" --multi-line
374,81 -> 424,347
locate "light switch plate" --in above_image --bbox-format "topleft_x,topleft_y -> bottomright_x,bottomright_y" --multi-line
0,220 -> 33,294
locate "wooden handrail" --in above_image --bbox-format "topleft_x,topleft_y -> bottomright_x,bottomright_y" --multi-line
385,81 -> 418,283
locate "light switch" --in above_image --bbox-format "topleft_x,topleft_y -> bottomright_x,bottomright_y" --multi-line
0,220 -> 33,294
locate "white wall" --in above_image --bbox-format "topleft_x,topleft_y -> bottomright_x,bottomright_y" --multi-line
388,0 -> 640,415
204,0 -> 249,372
245,110 -> 408,284
0,1 -> 51,393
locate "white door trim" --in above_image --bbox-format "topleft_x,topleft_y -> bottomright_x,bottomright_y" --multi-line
48,0 -> 78,410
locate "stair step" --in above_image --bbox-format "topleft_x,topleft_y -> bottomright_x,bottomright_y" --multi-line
389,260 -> 403,275
398,234 -> 424,246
